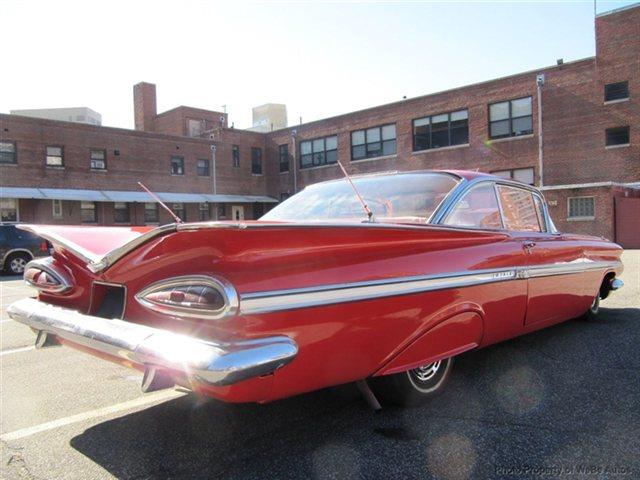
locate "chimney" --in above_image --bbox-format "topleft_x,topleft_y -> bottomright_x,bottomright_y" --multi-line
133,82 -> 157,131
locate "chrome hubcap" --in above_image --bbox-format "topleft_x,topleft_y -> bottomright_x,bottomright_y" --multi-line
412,361 -> 441,382
10,258 -> 27,273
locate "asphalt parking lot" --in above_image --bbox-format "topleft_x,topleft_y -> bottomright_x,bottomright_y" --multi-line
1,252 -> 639,480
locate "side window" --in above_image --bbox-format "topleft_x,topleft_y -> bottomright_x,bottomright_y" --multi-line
444,183 -> 503,229
496,185 -> 541,232
532,195 -> 547,232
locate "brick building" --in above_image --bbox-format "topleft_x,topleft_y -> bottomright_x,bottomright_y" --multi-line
1,3 -> 638,246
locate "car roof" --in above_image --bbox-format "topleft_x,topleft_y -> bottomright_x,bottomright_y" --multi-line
310,169 -> 496,186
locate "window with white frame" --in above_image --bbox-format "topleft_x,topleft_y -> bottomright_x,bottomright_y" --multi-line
198,203 -> 210,221
113,202 -> 130,223
0,141 -> 16,164
144,203 -> 159,223
489,97 -> 533,139
351,124 -> 396,160
172,203 -> 186,221
491,167 -> 535,185
80,201 -> 97,223
90,149 -> 106,170
568,197 -> 595,220
46,145 -> 64,167
0,198 -> 18,222
413,110 -> 469,151
300,135 -> 337,169
52,199 -> 63,218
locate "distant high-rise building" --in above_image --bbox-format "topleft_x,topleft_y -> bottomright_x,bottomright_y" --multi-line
10,107 -> 102,126
248,104 -> 287,132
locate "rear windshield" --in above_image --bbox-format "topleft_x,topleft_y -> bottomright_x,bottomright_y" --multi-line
261,173 -> 459,223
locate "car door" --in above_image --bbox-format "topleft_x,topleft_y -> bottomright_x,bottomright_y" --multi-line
442,181 -> 529,344
495,184 -> 586,325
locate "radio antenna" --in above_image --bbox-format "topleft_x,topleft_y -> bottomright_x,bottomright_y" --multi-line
336,160 -> 376,222
137,182 -> 183,224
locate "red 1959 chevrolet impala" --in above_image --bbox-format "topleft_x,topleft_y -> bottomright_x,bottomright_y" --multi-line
7,170 -> 624,407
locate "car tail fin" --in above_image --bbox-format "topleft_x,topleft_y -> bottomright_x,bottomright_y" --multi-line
16,224 -> 176,271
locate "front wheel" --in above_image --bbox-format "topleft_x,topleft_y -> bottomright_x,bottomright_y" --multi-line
370,357 -> 453,406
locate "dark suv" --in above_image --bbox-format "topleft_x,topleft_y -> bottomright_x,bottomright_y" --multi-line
1,224 -> 51,275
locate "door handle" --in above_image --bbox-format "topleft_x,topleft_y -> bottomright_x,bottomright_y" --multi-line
523,241 -> 536,250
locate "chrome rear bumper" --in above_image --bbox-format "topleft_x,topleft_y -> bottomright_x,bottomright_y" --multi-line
7,298 -> 297,388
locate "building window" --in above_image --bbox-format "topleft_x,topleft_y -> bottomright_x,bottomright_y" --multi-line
90,149 -> 106,170
52,199 -> 63,219
300,135 -> 337,169
232,145 -> 240,168
0,198 -> 18,222
113,202 -> 130,223
568,197 -> 595,220
80,201 -> 97,223
197,159 -> 210,176
187,119 -> 203,137
604,81 -> 629,102
144,203 -> 159,224
46,145 -> 64,167
253,203 -> 264,219
0,141 -> 16,164
351,124 -> 396,161
251,147 -> 262,174
198,203 -> 210,221
171,156 -> 184,175
605,126 -> 630,147
217,204 -> 226,219
491,167 -> 535,185
413,110 -> 469,151
279,144 -> 290,172
172,203 -> 186,221
489,97 -> 533,139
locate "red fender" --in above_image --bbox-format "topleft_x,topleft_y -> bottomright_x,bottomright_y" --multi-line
373,311 -> 483,376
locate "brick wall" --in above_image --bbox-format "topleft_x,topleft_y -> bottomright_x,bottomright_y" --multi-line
0,114 -> 265,196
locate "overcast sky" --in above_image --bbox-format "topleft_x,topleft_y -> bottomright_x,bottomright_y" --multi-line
0,0 -> 636,130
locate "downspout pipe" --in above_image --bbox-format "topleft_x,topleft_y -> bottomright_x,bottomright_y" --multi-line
536,74 -> 545,187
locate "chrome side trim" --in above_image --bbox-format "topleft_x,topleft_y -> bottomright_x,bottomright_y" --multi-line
526,259 -> 621,278
135,275 -> 239,321
24,257 -> 73,293
241,268 -> 519,315
7,298 -> 297,387
240,260 -> 622,315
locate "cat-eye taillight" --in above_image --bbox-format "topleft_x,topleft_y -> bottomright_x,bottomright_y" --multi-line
24,257 -> 72,293
135,275 -> 238,320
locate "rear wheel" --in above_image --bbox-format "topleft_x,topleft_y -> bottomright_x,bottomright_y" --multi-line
5,252 -> 30,275
370,357 -> 453,406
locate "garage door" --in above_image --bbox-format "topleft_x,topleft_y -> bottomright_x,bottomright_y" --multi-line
615,197 -> 640,248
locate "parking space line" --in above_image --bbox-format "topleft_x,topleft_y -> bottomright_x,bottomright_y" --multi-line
0,345 -> 35,356
1,389 -> 186,442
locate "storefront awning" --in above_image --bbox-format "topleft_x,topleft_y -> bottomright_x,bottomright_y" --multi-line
38,188 -> 109,202
0,187 -> 47,199
202,194 -> 279,203
2,187 -> 279,204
